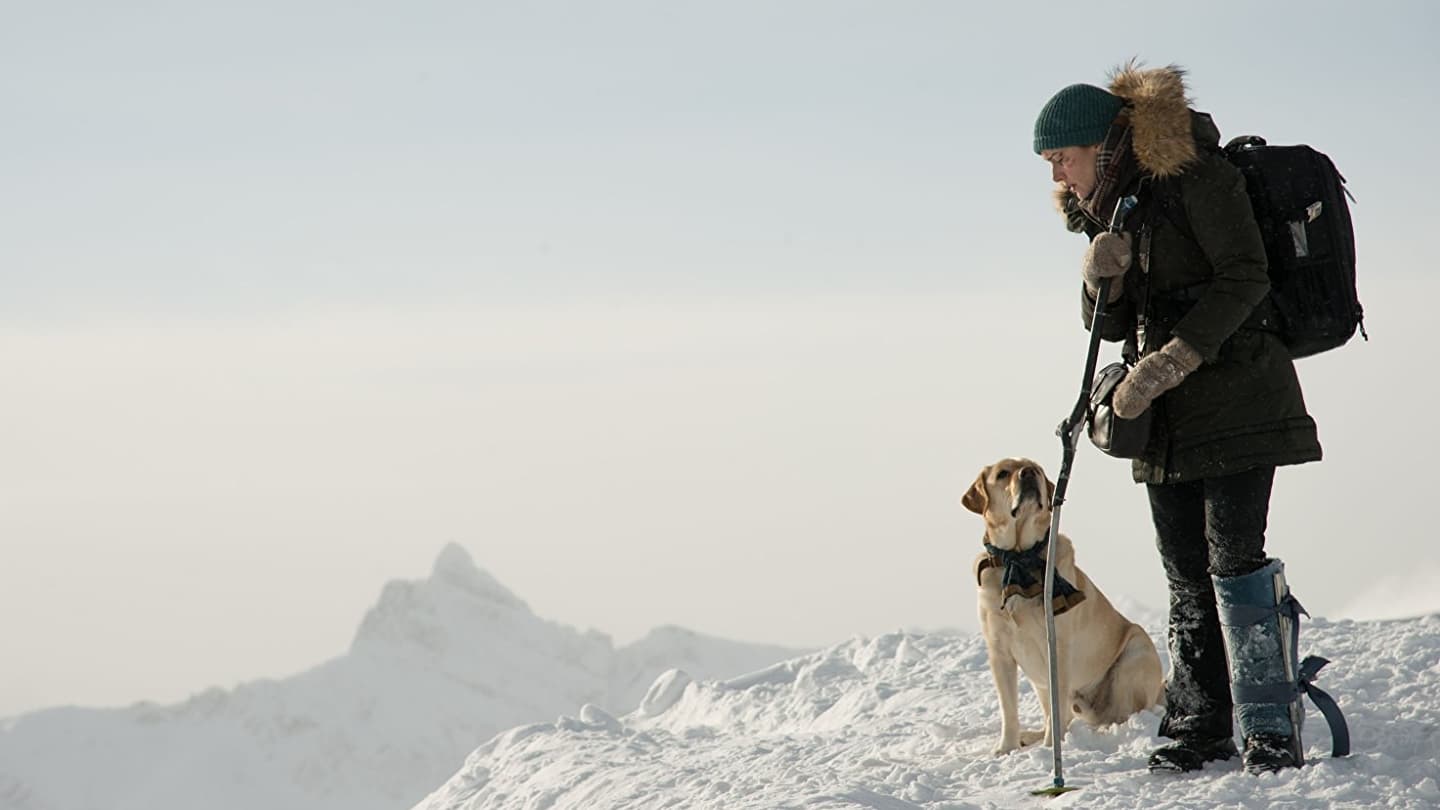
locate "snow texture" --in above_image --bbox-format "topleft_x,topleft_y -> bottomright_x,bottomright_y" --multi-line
416,614 -> 1440,810
0,544 -> 803,810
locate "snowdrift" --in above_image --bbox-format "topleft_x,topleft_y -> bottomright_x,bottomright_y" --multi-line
417,613 -> 1440,810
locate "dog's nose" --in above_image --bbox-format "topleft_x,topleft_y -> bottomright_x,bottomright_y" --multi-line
1020,467 -> 1037,480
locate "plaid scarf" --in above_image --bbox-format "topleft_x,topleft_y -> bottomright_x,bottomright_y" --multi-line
981,538 -> 1087,616
1078,112 -> 1142,229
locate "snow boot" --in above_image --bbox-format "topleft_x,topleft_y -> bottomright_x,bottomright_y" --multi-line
1213,558 -> 1304,774
1147,735 -> 1239,773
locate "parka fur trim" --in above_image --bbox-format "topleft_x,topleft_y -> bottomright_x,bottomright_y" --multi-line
1107,61 -> 1195,178
1050,61 -> 1197,217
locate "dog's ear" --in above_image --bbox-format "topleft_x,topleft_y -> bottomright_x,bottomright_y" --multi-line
961,469 -> 989,514
1041,471 -> 1056,507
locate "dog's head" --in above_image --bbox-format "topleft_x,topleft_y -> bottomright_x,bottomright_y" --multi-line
962,457 -> 1054,551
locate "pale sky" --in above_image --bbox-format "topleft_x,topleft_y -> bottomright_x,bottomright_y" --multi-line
3,1 -> 1437,718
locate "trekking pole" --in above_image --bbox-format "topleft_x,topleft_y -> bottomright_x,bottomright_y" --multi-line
1032,195 -> 1137,798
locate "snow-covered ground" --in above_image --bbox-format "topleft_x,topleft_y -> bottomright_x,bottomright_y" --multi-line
0,545 -> 804,810
5,544 -> 1437,810
416,612 -> 1440,810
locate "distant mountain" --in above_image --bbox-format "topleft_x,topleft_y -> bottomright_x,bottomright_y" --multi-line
0,544 -> 804,810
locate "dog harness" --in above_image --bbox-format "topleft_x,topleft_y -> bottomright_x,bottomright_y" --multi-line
977,537 -> 1087,615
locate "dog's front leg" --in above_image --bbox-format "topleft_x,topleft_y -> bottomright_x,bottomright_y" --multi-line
1040,656 -> 1074,748
990,649 -> 1023,755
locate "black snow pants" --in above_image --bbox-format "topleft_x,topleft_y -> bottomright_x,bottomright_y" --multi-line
1147,464 -> 1275,740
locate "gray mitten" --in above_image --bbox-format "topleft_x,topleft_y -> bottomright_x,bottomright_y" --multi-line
1113,337 -> 1203,419
1082,232 -> 1132,303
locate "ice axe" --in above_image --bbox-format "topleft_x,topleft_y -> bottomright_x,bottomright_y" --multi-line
1031,194 -> 1137,798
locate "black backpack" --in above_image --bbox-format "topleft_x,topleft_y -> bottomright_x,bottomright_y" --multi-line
1220,136 -> 1365,358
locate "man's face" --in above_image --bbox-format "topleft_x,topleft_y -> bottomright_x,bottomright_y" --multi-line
1042,144 -> 1101,199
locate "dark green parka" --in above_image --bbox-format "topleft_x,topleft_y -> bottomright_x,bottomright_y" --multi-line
1064,66 -> 1321,485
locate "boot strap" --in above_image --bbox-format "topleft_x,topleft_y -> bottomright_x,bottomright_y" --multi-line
1231,682 -> 1299,704
1216,593 -> 1306,627
1299,656 -> 1351,758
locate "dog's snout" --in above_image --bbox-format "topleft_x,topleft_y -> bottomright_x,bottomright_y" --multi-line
1020,467 -> 1037,481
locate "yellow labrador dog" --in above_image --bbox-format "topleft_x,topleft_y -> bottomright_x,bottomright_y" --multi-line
963,457 -> 1163,755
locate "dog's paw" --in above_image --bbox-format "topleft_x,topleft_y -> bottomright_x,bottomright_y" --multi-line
1019,730 -> 1045,747
992,739 -> 1021,756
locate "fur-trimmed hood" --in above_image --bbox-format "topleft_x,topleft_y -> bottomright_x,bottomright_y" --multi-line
1108,61 -> 1198,178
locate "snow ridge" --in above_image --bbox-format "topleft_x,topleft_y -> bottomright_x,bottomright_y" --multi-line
416,614 -> 1440,810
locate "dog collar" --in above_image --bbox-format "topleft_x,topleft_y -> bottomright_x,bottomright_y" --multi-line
978,537 -> 1086,615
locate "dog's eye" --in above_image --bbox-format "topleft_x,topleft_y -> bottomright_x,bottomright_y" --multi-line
995,470 -> 1010,481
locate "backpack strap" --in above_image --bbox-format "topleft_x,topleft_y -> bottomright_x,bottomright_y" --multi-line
1125,177 -> 1169,361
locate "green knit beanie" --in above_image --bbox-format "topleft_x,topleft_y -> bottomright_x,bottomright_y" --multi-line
1032,83 -> 1125,154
